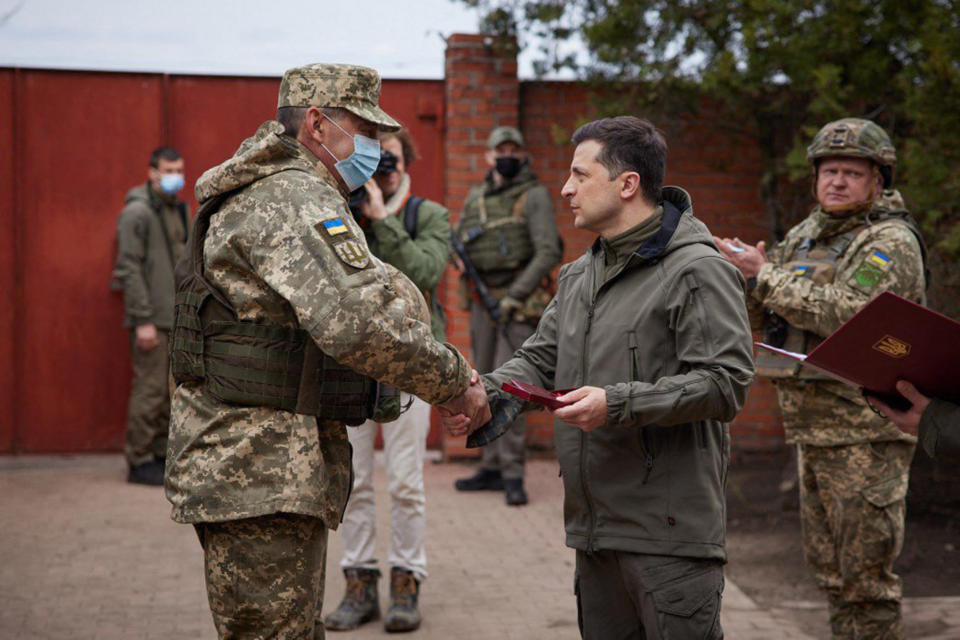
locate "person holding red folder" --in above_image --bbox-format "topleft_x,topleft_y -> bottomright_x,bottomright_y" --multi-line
715,117 -> 928,639
869,381 -> 960,461
443,116 -> 755,640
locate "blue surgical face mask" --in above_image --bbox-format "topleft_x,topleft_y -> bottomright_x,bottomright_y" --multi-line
159,173 -> 185,196
320,114 -> 381,192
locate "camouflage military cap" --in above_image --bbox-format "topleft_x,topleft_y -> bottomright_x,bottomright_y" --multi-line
487,126 -> 525,149
807,118 -> 896,170
278,63 -> 400,132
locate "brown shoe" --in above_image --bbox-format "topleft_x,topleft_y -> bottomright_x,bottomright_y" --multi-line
324,568 -> 380,631
384,567 -> 421,633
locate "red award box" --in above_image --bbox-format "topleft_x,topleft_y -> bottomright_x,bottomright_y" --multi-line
501,379 -> 575,410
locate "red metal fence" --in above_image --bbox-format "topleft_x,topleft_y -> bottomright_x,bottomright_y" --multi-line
0,68 -> 446,453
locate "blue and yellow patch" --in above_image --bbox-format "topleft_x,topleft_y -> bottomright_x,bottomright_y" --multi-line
851,250 -> 894,291
322,217 -> 350,237
793,265 -> 813,274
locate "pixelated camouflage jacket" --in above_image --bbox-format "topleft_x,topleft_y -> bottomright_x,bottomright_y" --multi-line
751,197 -> 926,446
165,121 -> 470,526
480,187 -> 755,561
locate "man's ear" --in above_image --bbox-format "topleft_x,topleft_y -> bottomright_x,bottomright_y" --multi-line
620,172 -> 641,199
303,107 -> 326,145
483,149 -> 495,168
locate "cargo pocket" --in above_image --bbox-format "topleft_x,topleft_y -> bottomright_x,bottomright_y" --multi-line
650,566 -> 724,640
860,474 -> 908,570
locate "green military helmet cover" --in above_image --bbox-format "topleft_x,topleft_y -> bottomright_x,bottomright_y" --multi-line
278,63 -> 401,132
806,118 -> 897,175
487,126 -> 524,149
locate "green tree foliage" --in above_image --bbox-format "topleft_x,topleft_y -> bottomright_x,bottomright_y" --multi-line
460,0 -> 960,312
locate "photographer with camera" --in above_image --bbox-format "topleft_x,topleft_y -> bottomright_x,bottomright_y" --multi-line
326,127 -> 451,633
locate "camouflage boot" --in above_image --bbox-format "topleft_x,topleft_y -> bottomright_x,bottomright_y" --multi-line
323,568 -> 380,631
383,567 -> 421,633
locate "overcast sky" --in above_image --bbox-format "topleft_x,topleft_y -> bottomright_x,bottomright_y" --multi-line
0,0 -> 538,79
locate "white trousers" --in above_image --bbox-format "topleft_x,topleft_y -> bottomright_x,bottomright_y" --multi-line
340,393 -> 430,581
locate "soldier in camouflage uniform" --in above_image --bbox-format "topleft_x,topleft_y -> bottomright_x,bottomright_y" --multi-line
164,63 -> 489,640
453,126 -> 563,506
716,118 -> 927,639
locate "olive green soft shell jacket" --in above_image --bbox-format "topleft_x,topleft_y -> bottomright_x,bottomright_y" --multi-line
484,187 -> 755,561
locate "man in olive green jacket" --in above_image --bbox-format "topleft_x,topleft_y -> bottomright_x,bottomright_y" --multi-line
443,116 -> 755,639
113,147 -> 190,485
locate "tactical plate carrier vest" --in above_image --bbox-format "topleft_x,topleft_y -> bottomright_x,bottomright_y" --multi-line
756,211 -> 927,379
169,191 -> 383,425
458,180 -> 535,273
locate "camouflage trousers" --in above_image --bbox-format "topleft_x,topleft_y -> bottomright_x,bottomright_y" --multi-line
469,303 -> 535,479
194,513 -> 328,640
125,329 -> 170,466
798,441 -> 915,639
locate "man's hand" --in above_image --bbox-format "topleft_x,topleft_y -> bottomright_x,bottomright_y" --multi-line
866,380 -> 931,436
439,370 -> 491,436
713,236 -> 767,278
135,323 -> 158,352
357,179 -> 388,221
498,296 -> 523,322
553,386 -> 607,432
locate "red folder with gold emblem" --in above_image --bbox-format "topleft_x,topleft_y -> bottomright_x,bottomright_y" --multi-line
756,291 -> 960,406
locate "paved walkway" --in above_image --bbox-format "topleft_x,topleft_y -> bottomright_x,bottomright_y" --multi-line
1,454 -> 957,639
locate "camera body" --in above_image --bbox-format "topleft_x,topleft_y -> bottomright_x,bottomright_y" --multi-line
349,149 -> 399,216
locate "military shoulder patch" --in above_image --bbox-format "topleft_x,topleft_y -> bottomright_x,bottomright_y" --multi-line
850,250 -> 893,292
333,239 -> 370,269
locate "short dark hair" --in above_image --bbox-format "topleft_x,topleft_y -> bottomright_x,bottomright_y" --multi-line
571,116 -> 667,204
276,106 -> 307,137
276,106 -> 352,137
149,146 -> 181,168
379,127 -> 418,166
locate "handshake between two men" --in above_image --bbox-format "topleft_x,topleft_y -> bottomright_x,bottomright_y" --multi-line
438,371 -> 610,438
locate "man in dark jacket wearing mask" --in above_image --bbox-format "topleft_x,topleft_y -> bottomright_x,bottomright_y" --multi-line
453,126 -> 562,505
113,147 -> 190,485
443,116 -> 755,639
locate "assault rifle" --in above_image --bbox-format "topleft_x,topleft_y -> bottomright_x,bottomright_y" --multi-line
450,228 -> 516,351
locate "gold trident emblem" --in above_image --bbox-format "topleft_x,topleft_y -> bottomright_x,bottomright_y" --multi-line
872,335 -> 911,359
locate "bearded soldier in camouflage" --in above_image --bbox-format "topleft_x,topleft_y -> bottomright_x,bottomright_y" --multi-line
716,118 -> 927,639
164,63 -> 489,639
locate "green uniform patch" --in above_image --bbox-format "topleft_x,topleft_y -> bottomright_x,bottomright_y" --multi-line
851,250 -> 893,292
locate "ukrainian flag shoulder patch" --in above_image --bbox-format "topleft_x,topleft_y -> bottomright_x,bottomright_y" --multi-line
851,250 -> 893,292
321,217 -> 350,237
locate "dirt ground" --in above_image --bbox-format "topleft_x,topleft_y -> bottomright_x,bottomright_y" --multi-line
724,448 -> 960,638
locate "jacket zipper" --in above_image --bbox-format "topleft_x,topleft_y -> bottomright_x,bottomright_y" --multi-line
581,261 -> 598,553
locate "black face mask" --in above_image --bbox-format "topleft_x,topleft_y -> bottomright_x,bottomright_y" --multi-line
495,156 -> 522,180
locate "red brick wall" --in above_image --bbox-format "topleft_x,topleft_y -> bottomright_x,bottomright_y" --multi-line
442,35 -> 784,455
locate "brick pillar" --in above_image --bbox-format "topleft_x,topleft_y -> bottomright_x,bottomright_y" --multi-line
441,34 -> 519,459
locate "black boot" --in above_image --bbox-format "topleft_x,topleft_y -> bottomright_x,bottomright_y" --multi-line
504,478 -> 528,506
384,567 -> 421,633
127,460 -> 165,486
454,468 -> 504,491
324,568 -> 380,631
